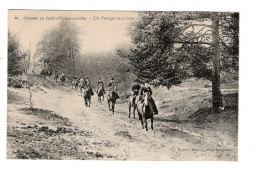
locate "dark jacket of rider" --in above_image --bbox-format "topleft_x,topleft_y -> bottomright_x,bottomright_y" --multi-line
132,84 -> 141,95
140,86 -> 153,96
108,79 -> 119,99
84,79 -> 94,95
97,80 -> 104,87
97,80 -> 105,93
108,82 -> 117,92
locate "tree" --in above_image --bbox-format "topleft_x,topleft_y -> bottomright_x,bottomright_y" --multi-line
77,51 -> 134,94
219,12 -> 239,71
119,12 -> 239,112
36,20 -> 80,75
8,31 -> 26,75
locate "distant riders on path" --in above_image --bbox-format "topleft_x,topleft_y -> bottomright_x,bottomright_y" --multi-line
72,75 -> 78,89
69,75 -> 158,119
96,78 -> 105,102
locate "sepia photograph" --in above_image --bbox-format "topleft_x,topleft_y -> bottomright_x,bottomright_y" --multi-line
7,10 -> 239,161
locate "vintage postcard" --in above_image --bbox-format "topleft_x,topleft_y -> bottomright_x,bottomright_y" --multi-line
7,10 -> 238,160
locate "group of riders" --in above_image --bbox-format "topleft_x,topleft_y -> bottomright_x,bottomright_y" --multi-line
54,70 -> 158,115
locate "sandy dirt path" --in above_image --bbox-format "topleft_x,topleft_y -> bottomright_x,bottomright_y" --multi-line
7,83 -> 237,160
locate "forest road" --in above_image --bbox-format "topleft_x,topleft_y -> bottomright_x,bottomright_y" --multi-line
7,83 -> 237,160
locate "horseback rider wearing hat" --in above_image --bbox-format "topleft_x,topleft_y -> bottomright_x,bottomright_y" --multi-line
84,77 -> 94,95
96,77 -> 105,94
131,79 -> 141,104
108,78 -> 120,99
139,80 -> 158,115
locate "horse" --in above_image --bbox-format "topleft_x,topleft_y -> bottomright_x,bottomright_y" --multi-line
54,73 -> 59,82
137,92 -> 154,131
83,86 -> 92,107
79,81 -> 84,93
96,86 -> 105,102
128,94 -> 139,119
72,79 -> 78,89
60,75 -> 66,85
107,91 -> 119,114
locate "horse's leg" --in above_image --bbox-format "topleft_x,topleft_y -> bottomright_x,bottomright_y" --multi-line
144,118 -> 148,131
133,106 -> 136,119
138,112 -> 141,120
108,100 -> 110,111
129,103 -> 131,118
141,116 -> 145,129
151,116 -> 154,131
84,97 -> 87,107
112,103 -> 115,114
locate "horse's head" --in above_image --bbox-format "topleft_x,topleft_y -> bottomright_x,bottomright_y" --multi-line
142,92 -> 153,116
143,92 -> 150,106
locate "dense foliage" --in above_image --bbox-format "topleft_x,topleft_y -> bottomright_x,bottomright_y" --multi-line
36,20 -> 80,75
119,12 -> 239,88
76,52 -> 134,93
8,32 -> 26,75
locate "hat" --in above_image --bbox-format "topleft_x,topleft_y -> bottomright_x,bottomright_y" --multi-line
111,78 -> 114,80
145,80 -> 149,83
86,77 -> 89,79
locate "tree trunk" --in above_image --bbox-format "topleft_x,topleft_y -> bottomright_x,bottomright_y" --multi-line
211,14 -> 222,113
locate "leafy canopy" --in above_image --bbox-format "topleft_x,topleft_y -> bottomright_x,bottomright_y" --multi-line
118,12 -> 239,88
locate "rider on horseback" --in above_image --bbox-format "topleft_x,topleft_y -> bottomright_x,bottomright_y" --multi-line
54,70 -> 59,82
139,80 -> 158,115
96,77 -> 105,94
108,78 -> 120,99
79,77 -> 84,86
131,79 -> 141,105
84,77 -> 94,95
60,72 -> 66,83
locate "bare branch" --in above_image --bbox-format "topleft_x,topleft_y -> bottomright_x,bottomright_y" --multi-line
173,41 -> 212,46
176,12 -> 211,20
191,24 -> 212,28
195,32 -> 212,41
